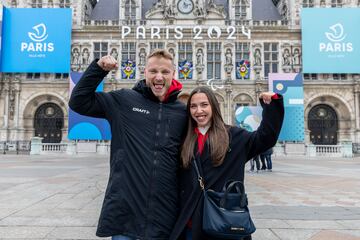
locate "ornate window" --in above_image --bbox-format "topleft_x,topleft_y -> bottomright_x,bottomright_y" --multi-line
234,0 -> 247,19
302,0 -> 314,7
150,42 -> 165,52
303,73 -> 318,80
125,0 -> 136,19
55,73 -> 69,79
93,42 -> 108,59
264,43 -> 278,78
207,42 -> 221,80
26,73 -> 41,79
178,43 -> 192,62
331,0 -> 342,7
59,0 -> 71,8
332,74 -> 347,80
121,42 -> 136,62
31,0 -> 42,8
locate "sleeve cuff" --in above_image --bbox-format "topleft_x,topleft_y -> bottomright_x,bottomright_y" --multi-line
271,93 -> 281,100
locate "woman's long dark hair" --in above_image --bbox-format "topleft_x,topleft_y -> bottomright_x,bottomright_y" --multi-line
181,86 -> 229,168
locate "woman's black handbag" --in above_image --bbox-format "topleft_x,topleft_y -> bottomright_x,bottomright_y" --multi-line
193,160 -> 256,239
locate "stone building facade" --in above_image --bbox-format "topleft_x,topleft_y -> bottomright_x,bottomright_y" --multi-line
0,0 -> 360,147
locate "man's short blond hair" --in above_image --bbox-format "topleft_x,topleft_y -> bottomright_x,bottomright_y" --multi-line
147,49 -> 174,63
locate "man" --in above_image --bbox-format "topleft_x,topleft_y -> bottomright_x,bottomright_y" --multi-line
69,49 -> 187,239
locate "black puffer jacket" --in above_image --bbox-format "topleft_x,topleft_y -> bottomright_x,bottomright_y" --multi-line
69,61 -> 187,239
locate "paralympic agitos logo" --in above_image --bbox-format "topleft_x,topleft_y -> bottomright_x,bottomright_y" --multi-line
21,23 -> 54,53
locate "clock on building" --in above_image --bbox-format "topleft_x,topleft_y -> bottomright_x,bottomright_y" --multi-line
177,0 -> 194,14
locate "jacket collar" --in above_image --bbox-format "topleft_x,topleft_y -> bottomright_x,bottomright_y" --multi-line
132,79 -> 182,103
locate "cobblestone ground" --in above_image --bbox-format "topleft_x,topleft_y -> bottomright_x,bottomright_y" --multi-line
0,154 -> 359,240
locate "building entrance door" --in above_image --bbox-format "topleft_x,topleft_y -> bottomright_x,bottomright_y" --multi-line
308,104 -> 338,145
34,103 -> 64,143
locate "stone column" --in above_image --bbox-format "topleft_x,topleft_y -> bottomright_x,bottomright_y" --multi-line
3,87 -> 9,128
14,89 -> 20,129
354,90 -> 360,129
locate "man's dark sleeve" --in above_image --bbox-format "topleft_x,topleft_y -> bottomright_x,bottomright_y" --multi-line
246,96 -> 285,160
69,60 -> 110,119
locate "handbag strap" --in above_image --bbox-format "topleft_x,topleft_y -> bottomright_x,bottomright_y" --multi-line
193,158 -> 205,191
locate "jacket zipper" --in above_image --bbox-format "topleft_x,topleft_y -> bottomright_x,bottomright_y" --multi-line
144,102 -> 162,238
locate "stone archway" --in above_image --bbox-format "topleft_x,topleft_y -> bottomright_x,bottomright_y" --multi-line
308,104 -> 338,145
34,103 -> 64,143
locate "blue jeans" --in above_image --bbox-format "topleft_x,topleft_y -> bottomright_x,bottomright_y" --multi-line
186,227 -> 192,240
265,154 -> 272,170
112,235 -> 132,240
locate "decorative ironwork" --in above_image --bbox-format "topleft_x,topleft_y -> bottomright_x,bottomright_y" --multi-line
308,104 -> 338,145
34,103 -> 64,143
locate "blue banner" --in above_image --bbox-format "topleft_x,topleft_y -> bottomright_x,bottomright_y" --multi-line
302,8 -> 360,73
1,8 -> 72,73
68,72 -> 111,140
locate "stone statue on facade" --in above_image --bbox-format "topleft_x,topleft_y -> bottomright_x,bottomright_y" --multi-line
224,48 -> 233,75
71,48 -> 81,71
254,48 -> 261,66
195,48 -> 204,74
82,48 -> 90,66
293,48 -> 301,66
164,4 -> 175,19
196,48 -> 204,66
110,48 -> 119,60
282,48 -> 291,66
194,0 -> 205,17
138,48 -> 146,74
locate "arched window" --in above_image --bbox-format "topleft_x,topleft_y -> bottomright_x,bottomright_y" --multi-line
125,0 -> 136,19
235,0 -> 247,19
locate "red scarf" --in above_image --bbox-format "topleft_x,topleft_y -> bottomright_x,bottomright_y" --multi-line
194,127 -> 208,155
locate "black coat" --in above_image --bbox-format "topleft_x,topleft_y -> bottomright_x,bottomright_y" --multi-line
170,98 -> 284,240
69,61 -> 187,239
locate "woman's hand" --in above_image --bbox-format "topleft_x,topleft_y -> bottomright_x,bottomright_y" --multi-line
259,92 -> 276,104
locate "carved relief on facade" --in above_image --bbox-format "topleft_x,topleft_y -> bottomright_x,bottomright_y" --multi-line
206,0 -> 227,18
233,92 -> 254,104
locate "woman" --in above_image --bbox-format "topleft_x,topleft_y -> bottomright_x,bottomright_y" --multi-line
170,86 -> 284,240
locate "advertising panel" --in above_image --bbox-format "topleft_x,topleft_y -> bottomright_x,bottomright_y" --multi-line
1,8 -> 72,73
68,72 -> 111,140
302,8 -> 360,73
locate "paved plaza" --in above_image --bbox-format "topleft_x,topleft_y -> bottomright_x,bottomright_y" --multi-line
0,153 -> 359,240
